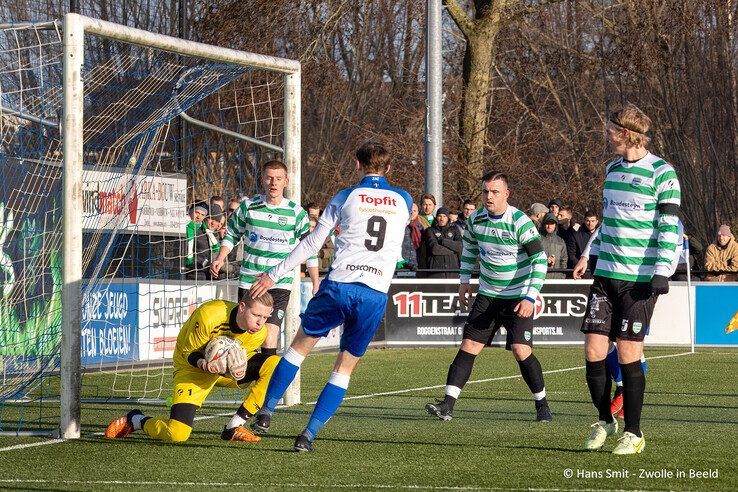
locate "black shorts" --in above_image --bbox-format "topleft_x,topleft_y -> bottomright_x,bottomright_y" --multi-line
238,287 -> 290,328
580,276 -> 657,342
463,294 -> 534,350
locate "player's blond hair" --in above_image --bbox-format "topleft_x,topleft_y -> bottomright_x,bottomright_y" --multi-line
240,291 -> 274,309
609,103 -> 651,148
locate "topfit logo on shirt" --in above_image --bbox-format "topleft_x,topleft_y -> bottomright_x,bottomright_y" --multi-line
359,194 -> 397,207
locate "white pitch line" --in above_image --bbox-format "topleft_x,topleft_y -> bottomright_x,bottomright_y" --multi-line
0,479 -> 669,492
0,350 -> 696,453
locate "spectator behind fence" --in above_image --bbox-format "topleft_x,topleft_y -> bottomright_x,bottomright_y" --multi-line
422,207 -> 462,278
419,194 -> 436,227
222,200 -> 242,279
569,210 -> 599,275
185,201 -> 208,270
304,202 -> 321,219
540,213 -> 567,279
407,203 -> 425,267
704,224 -> 738,281
187,203 -> 224,280
556,205 -> 576,268
527,202 -> 548,229
460,199 -> 476,230
548,198 -> 563,217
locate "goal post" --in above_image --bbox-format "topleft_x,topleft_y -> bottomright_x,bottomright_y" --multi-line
1,13 -> 302,438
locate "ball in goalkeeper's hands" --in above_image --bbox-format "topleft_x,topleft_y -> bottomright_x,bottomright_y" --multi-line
204,336 -> 246,379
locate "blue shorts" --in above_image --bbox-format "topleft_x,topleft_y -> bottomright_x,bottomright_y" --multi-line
300,280 -> 387,357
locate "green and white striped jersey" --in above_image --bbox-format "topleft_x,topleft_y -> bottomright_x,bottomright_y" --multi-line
590,152 -> 681,282
460,205 -> 547,301
222,195 -> 310,290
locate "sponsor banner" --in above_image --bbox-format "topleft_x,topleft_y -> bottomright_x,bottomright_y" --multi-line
137,283 -> 217,360
82,169 -> 188,235
385,280 -> 590,345
696,284 -> 738,346
81,283 -> 139,365
648,284 -> 693,345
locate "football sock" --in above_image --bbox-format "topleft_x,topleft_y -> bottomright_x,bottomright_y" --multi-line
443,349 -> 476,410
606,345 -> 622,383
586,359 -> 614,423
259,347 -> 305,415
517,354 -> 547,407
303,372 -> 350,442
227,404 -> 252,429
131,413 -> 145,431
621,360 -> 645,437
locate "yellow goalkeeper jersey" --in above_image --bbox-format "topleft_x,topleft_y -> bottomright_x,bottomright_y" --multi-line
172,299 -> 267,369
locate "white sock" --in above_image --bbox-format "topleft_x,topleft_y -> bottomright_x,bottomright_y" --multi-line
445,385 -> 461,399
227,414 -> 247,430
131,414 -> 145,431
532,389 -> 547,401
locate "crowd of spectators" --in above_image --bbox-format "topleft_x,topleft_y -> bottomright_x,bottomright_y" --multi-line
184,194 -> 736,282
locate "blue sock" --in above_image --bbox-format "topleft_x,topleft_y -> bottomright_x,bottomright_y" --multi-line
303,372 -> 350,442
606,346 -> 622,383
260,348 -> 305,415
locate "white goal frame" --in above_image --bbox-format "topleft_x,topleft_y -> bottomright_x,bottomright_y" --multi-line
60,13 -> 302,439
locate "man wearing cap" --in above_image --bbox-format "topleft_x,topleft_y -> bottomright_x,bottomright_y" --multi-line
539,213 -> 567,279
527,202 -> 548,229
548,198 -> 563,217
187,202 -> 225,281
422,207 -> 462,278
185,201 -> 208,271
705,224 -> 738,281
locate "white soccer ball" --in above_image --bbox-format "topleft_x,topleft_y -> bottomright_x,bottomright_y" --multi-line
204,336 -> 240,374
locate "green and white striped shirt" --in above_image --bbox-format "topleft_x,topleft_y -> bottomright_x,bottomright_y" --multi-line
460,205 -> 547,301
222,195 -> 310,290
590,152 -> 681,282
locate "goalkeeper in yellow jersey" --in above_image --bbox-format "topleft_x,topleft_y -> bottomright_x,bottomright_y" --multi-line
104,292 -> 278,443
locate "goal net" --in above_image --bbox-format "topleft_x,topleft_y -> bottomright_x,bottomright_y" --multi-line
0,14 -> 301,437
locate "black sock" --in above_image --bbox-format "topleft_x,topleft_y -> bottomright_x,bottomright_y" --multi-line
443,349 -> 477,410
517,354 -> 546,407
261,347 -> 277,357
621,360 -> 645,437
236,404 -> 252,420
586,359 -> 613,423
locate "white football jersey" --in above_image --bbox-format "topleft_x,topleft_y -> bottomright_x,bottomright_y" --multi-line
320,175 -> 412,293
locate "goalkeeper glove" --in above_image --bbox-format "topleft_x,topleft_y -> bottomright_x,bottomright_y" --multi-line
651,274 -> 669,296
197,357 -> 227,374
226,347 -> 248,381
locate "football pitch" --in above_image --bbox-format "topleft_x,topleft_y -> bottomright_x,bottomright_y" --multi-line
0,347 -> 736,491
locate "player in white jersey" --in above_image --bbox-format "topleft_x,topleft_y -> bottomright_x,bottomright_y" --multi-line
210,160 -> 319,356
425,172 -> 553,423
573,104 -> 681,455
248,142 -> 412,452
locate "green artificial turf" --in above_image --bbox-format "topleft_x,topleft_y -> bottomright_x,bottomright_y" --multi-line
0,347 -> 735,491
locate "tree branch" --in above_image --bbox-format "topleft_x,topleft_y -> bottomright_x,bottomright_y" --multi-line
443,0 -> 475,39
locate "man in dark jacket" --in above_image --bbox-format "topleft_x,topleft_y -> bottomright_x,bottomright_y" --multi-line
422,207 -> 463,278
570,210 -> 599,277
187,203 -> 225,281
540,213 -> 567,279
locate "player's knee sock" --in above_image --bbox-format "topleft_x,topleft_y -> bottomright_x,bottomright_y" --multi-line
259,347 -> 305,415
142,418 -> 192,442
585,359 -> 613,423
227,404 -> 252,430
517,354 -> 547,408
620,361 -> 645,437
606,345 -> 622,384
443,349 -> 476,410
303,372 -> 349,442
